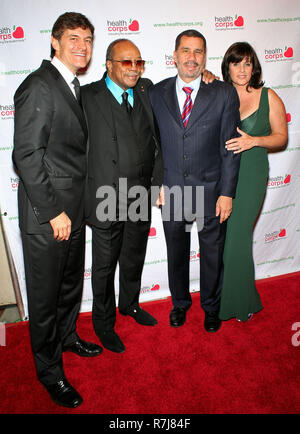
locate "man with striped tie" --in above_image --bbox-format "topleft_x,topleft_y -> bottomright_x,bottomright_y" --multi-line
149,30 -> 240,332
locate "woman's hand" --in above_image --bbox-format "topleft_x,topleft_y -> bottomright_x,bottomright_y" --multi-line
202,69 -> 219,84
225,127 -> 256,154
216,195 -> 232,223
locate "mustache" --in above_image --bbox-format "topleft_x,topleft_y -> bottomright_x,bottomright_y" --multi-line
183,61 -> 200,66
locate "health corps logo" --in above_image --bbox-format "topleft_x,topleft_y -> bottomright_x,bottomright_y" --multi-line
264,46 -> 293,62
1,104 -> 15,120
10,177 -> 19,192
268,174 -> 291,189
0,25 -> 25,42
265,228 -> 286,243
84,268 -> 91,279
215,14 -> 244,30
190,250 -> 200,261
140,283 -> 160,294
107,18 -> 140,35
164,54 -> 176,68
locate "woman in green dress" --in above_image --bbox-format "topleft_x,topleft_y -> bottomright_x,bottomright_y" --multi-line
219,42 -> 288,322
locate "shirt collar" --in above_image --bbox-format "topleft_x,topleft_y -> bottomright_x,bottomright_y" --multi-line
105,74 -> 134,99
176,74 -> 202,94
51,56 -> 76,85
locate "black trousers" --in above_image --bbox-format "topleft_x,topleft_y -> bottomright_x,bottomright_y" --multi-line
163,216 -> 227,312
21,225 -> 85,385
91,218 -> 151,333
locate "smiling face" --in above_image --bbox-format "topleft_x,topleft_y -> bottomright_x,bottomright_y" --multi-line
229,56 -> 253,88
51,26 -> 93,74
106,40 -> 143,90
173,35 -> 206,83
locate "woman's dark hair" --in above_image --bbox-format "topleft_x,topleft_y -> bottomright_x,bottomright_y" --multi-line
221,42 -> 264,91
51,12 -> 94,58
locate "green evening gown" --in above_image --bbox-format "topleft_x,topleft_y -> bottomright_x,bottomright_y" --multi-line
219,87 -> 271,322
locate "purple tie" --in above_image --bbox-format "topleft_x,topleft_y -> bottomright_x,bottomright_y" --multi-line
182,87 -> 193,127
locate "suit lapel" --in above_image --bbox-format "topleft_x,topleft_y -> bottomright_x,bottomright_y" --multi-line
134,80 -> 155,132
43,61 -> 88,139
185,80 -> 216,131
161,76 -> 217,131
91,78 -> 115,133
162,77 -> 183,129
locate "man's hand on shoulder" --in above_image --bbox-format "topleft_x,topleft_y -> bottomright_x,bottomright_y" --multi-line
50,212 -> 71,241
216,196 -> 232,223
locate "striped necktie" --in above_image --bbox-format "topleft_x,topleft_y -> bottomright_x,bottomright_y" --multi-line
182,87 -> 193,127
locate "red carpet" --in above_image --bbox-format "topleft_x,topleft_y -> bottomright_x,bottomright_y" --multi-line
0,272 -> 299,414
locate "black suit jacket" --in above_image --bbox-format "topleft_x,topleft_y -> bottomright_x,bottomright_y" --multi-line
81,73 -> 163,228
149,76 -> 241,217
13,60 -> 88,234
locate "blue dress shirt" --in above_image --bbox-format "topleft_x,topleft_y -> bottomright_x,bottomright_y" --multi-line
105,74 -> 134,107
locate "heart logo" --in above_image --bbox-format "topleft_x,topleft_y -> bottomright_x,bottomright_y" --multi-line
149,227 -> 156,237
234,15 -> 244,27
284,47 -> 293,58
128,19 -> 139,32
278,229 -> 286,238
151,284 -> 160,291
12,26 -> 24,39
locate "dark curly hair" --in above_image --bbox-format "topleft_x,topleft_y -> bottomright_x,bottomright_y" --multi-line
51,12 -> 94,58
221,42 -> 264,91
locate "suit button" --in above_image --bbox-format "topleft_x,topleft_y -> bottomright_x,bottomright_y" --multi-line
183,154 -> 188,160
112,159 -> 117,165
184,173 -> 188,178
112,136 -> 117,141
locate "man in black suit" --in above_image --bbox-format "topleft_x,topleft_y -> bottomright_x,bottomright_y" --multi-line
81,39 -> 163,354
149,30 -> 240,332
13,12 -> 102,409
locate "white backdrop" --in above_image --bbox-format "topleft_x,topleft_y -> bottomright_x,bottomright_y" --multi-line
1,0 -> 299,319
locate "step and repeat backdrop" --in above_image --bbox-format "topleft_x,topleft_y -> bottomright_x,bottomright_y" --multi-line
1,0 -> 300,319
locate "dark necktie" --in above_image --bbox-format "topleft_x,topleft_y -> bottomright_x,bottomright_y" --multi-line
121,91 -> 132,114
182,87 -> 193,127
72,77 -> 81,105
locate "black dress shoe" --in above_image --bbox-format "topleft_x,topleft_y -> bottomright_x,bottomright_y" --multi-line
204,311 -> 222,332
119,306 -> 157,326
170,306 -> 187,327
43,378 -> 83,408
63,338 -> 103,357
97,330 -> 125,353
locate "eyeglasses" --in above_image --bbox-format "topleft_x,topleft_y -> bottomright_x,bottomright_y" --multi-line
108,59 -> 145,68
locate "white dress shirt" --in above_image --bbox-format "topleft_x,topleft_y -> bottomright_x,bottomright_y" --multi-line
51,56 -> 77,98
176,75 -> 201,113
